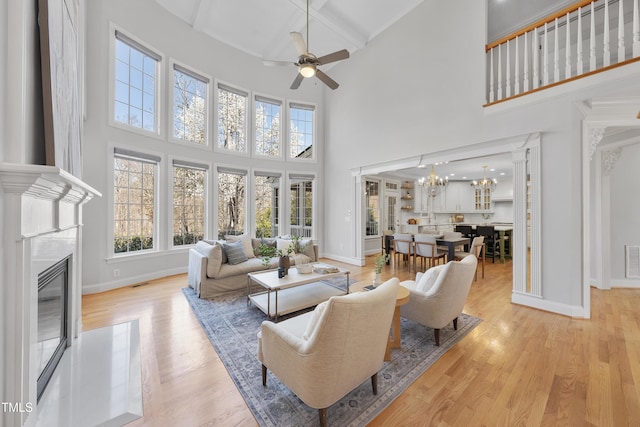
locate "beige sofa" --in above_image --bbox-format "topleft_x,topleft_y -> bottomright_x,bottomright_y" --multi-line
188,236 -> 318,298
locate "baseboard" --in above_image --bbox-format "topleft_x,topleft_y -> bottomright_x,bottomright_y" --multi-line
610,279 -> 640,288
82,266 -> 187,294
511,291 -> 589,318
321,253 -> 365,266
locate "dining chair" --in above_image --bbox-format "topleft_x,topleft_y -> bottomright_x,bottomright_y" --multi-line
455,235 -> 485,280
393,233 -> 414,270
476,225 -> 498,263
454,225 -> 473,238
414,233 -> 447,271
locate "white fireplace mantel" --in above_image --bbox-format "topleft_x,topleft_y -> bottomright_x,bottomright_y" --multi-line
0,163 -> 100,427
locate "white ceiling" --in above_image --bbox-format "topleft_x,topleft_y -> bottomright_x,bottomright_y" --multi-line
394,152 -> 514,182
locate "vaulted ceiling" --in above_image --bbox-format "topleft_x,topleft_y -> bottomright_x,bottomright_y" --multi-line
155,0 -> 573,67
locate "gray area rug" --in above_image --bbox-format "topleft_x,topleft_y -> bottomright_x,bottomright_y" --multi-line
182,285 -> 481,427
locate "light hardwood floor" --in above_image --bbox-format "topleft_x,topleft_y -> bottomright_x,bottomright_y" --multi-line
82,256 -> 640,426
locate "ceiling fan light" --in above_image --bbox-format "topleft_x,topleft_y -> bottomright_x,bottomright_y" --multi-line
299,63 -> 316,78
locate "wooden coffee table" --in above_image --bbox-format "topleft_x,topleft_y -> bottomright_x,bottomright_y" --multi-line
351,280 -> 410,361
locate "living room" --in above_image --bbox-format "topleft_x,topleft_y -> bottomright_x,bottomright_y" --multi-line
3,0 -> 640,425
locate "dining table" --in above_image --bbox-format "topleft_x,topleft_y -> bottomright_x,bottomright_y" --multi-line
383,234 -> 470,264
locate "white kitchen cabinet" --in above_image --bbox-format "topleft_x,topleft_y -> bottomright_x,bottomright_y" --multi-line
442,182 -> 492,213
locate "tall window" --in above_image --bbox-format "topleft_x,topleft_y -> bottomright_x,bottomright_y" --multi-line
217,83 -> 248,153
114,31 -> 159,132
113,149 -> 159,254
172,160 -> 207,246
290,174 -> 314,238
217,167 -> 247,239
172,64 -> 208,145
289,103 -> 314,159
255,96 -> 282,157
365,180 -> 380,236
254,172 -> 281,238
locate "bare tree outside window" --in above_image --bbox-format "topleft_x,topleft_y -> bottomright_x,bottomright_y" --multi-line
255,99 -> 280,157
113,156 -> 155,253
255,174 -> 280,238
218,86 -> 247,152
289,104 -> 313,159
218,171 -> 246,239
173,165 -> 205,245
173,68 -> 206,145
290,179 -> 313,238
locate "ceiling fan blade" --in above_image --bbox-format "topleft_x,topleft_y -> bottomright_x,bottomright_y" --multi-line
290,73 -> 304,90
315,69 -> 339,90
263,60 -> 296,67
290,31 -> 307,56
317,49 -> 349,65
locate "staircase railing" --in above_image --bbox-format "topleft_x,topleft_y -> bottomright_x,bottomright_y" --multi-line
485,0 -> 640,106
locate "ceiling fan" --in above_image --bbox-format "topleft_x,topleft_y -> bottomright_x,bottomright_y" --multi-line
263,0 -> 349,90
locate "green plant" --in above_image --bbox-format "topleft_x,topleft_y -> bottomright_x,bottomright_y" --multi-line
257,242 -> 294,267
374,253 -> 390,274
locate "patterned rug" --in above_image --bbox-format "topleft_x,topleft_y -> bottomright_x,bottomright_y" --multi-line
182,285 -> 481,427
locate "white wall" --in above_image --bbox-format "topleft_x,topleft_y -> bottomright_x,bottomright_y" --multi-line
323,0 -> 640,310
610,142 -> 640,281
81,0 -> 325,293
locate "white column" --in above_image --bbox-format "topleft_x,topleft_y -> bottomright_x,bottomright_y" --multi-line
512,150 -> 528,294
528,143 -> 541,298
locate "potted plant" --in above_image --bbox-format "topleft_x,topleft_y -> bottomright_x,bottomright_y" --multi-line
257,241 -> 296,274
373,253 -> 390,286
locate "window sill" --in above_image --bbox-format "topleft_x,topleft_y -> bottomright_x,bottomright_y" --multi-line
106,246 -> 190,264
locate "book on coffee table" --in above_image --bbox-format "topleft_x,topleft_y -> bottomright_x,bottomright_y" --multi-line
312,263 -> 339,274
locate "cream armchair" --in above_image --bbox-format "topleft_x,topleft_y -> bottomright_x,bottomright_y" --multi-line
258,278 -> 399,426
400,255 -> 477,346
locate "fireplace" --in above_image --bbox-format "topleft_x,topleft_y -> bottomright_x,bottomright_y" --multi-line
36,255 -> 70,401
0,163 -> 100,426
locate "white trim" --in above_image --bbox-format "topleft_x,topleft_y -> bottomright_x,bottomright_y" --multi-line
512,292 -> 589,318
322,253 -> 366,267
108,23 -> 163,139
252,91 -> 285,161
83,266 -> 187,294
107,142 -> 164,258
167,58 -> 212,149
610,279 -> 640,288
213,79 -> 251,157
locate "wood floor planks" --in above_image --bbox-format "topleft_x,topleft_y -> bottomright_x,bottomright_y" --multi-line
81,257 -> 640,426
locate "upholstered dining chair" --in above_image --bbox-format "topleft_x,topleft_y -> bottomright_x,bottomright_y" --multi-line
455,236 -> 485,281
399,255 -> 477,346
258,278 -> 399,427
476,225 -> 498,263
414,233 -> 447,271
393,233 -> 414,270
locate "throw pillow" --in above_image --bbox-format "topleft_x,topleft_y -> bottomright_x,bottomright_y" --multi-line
206,243 -> 223,278
205,239 -> 227,263
276,238 -> 295,255
223,241 -> 248,265
299,239 -> 316,262
226,234 -> 255,259
302,301 -> 328,340
416,265 -> 446,293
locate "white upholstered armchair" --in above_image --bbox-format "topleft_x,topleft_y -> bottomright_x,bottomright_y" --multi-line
400,255 -> 477,346
257,278 -> 399,426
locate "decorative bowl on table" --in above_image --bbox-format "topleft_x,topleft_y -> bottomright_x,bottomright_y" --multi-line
295,264 -> 313,274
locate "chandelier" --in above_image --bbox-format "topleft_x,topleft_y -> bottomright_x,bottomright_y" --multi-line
471,166 -> 497,191
418,165 -> 448,196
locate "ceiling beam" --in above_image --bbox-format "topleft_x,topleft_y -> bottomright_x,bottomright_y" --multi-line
287,0 -> 367,50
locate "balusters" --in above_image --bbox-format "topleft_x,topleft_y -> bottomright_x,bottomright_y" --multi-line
577,6 -> 584,75
635,0 -> 640,57
590,1 -> 596,71
498,45 -> 503,101
533,27 -> 540,89
565,12 -> 572,80
603,0 -> 610,66
523,31 -> 530,92
506,40 -> 511,98
554,18 -> 560,82
618,0 -> 625,62
489,48 -> 495,103
514,35 -> 520,95
543,23 -> 549,85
